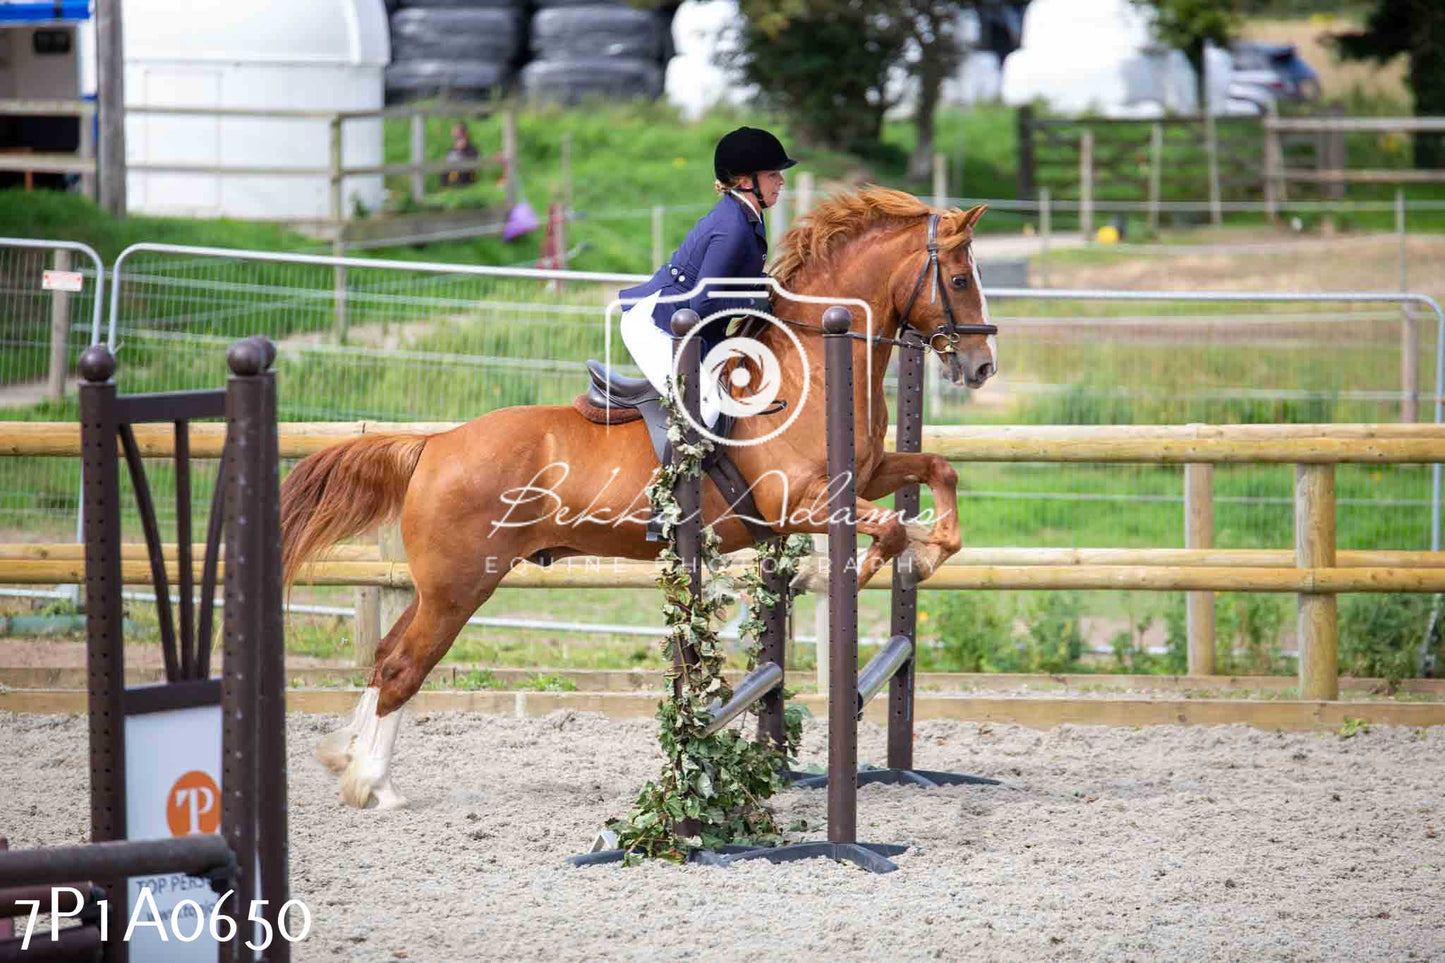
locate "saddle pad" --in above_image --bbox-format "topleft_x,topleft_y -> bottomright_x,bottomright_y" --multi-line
572,394 -> 643,425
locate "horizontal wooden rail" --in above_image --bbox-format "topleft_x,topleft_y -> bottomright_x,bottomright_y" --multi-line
5,543 -> 1445,570
0,99 -> 96,117
0,153 -> 95,175
1282,168 -> 1445,185
7,422 -> 1445,463
5,557 -> 1445,593
1265,116 -> 1445,133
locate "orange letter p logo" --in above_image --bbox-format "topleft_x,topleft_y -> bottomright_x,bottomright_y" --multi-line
166,770 -> 221,836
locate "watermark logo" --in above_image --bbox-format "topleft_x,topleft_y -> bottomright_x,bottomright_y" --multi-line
701,336 -> 782,419
606,277 -> 874,449
670,308 -> 810,448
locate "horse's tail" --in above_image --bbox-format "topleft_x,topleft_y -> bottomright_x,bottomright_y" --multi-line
281,434 -> 429,590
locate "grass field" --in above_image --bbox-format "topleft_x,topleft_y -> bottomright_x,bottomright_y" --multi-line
4,79 -> 1444,677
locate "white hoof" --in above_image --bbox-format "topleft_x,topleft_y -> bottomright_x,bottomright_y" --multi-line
893,546 -> 923,590
335,688 -> 406,810
340,760 -> 409,810
897,542 -> 948,587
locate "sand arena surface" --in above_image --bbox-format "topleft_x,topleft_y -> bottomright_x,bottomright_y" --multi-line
2,708 -> 1442,961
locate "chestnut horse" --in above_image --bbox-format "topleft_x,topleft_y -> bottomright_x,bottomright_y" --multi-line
280,187 -> 997,809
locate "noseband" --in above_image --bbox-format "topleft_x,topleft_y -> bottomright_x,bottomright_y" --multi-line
897,213 -> 998,357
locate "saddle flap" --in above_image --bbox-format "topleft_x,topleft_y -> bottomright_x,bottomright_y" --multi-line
585,359 -> 658,409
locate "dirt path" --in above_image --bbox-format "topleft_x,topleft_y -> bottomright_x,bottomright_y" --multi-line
2,709 -> 1440,961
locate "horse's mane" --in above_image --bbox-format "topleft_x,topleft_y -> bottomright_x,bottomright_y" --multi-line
771,185 -> 972,290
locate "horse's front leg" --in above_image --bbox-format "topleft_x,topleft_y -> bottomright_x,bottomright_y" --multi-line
860,451 -> 960,588
781,484 -> 911,595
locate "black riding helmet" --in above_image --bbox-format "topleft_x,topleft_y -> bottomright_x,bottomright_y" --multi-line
714,127 -> 797,209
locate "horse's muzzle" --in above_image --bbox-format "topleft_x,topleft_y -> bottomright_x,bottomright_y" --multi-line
949,350 -> 995,389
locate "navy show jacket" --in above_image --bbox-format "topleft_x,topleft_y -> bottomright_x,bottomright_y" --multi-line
618,192 -> 768,351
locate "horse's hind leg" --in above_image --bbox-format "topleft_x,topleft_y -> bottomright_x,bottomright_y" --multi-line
332,593 -> 483,809
315,598 -> 419,776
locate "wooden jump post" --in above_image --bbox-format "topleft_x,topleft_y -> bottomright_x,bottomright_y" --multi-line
0,338 -> 290,962
714,308 -> 998,875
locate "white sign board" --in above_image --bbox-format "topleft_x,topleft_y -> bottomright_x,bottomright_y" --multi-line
125,703 -> 224,962
42,270 -> 84,292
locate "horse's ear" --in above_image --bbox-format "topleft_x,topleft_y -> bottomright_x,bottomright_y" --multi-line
953,204 -> 988,235
940,204 -> 987,240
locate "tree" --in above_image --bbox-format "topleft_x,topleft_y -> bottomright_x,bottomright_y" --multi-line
900,0 -> 969,180
725,0 -> 909,153
1131,0 -> 1241,112
1335,0 -> 1445,168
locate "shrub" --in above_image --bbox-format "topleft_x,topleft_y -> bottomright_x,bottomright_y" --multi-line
1216,593 -> 1286,676
1015,591 -> 1086,674
1162,592 -> 1286,676
920,591 -> 1014,672
1339,593 -> 1432,687
920,590 -> 1087,674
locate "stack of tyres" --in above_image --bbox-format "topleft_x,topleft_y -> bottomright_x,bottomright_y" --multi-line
521,2 -> 669,105
386,0 -> 525,103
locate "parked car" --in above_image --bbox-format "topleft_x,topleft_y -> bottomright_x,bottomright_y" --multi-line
1229,42 -> 1321,102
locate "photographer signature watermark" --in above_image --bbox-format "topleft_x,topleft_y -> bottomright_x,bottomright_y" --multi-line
485,461 -> 951,538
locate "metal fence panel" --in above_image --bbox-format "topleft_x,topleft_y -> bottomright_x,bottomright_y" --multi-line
0,238 -> 105,536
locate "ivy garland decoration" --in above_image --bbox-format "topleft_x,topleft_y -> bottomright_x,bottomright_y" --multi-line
609,387 -> 812,864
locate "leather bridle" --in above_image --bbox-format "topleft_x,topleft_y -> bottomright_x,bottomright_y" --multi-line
895,213 -> 998,358
768,213 -> 997,359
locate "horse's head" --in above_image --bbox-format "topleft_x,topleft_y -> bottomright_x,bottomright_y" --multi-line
892,205 -> 997,389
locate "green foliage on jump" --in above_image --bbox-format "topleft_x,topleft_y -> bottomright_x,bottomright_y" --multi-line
609,389 -> 807,864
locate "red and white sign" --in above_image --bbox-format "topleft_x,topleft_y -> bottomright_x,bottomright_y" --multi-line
42,270 -> 84,293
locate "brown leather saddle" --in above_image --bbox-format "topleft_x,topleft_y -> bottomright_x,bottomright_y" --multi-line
573,360 -> 775,543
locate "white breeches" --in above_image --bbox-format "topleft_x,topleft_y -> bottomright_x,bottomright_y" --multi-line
619,293 -> 720,429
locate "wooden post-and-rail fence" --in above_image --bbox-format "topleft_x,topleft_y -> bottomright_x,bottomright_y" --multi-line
5,421 -> 1445,701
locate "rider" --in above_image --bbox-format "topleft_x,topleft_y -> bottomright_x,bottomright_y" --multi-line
618,126 -> 797,428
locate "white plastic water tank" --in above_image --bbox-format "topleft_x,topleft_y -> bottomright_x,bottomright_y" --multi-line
665,0 -> 752,121
121,0 -> 389,221
1001,0 -> 1197,117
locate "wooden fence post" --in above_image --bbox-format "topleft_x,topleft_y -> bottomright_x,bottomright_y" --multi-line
1079,131 -> 1094,242
502,108 -> 518,207
1039,186 -> 1051,287
932,151 -> 947,209
1263,113 -> 1281,223
1398,188 -> 1418,423
651,205 -> 664,270
1296,463 -> 1338,701
353,587 -> 380,667
769,183 -> 789,251
332,238 -> 349,344
47,249 -> 72,403
1205,112 -> 1222,226
1147,123 -> 1163,234
1185,462 -> 1215,675
1016,105 -> 1035,199
795,170 -> 814,216
1260,108 -> 1283,221
558,132 -> 571,271
409,112 -> 425,201
356,522 -> 413,669
79,105 -> 96,200
328,114 -> 343,223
